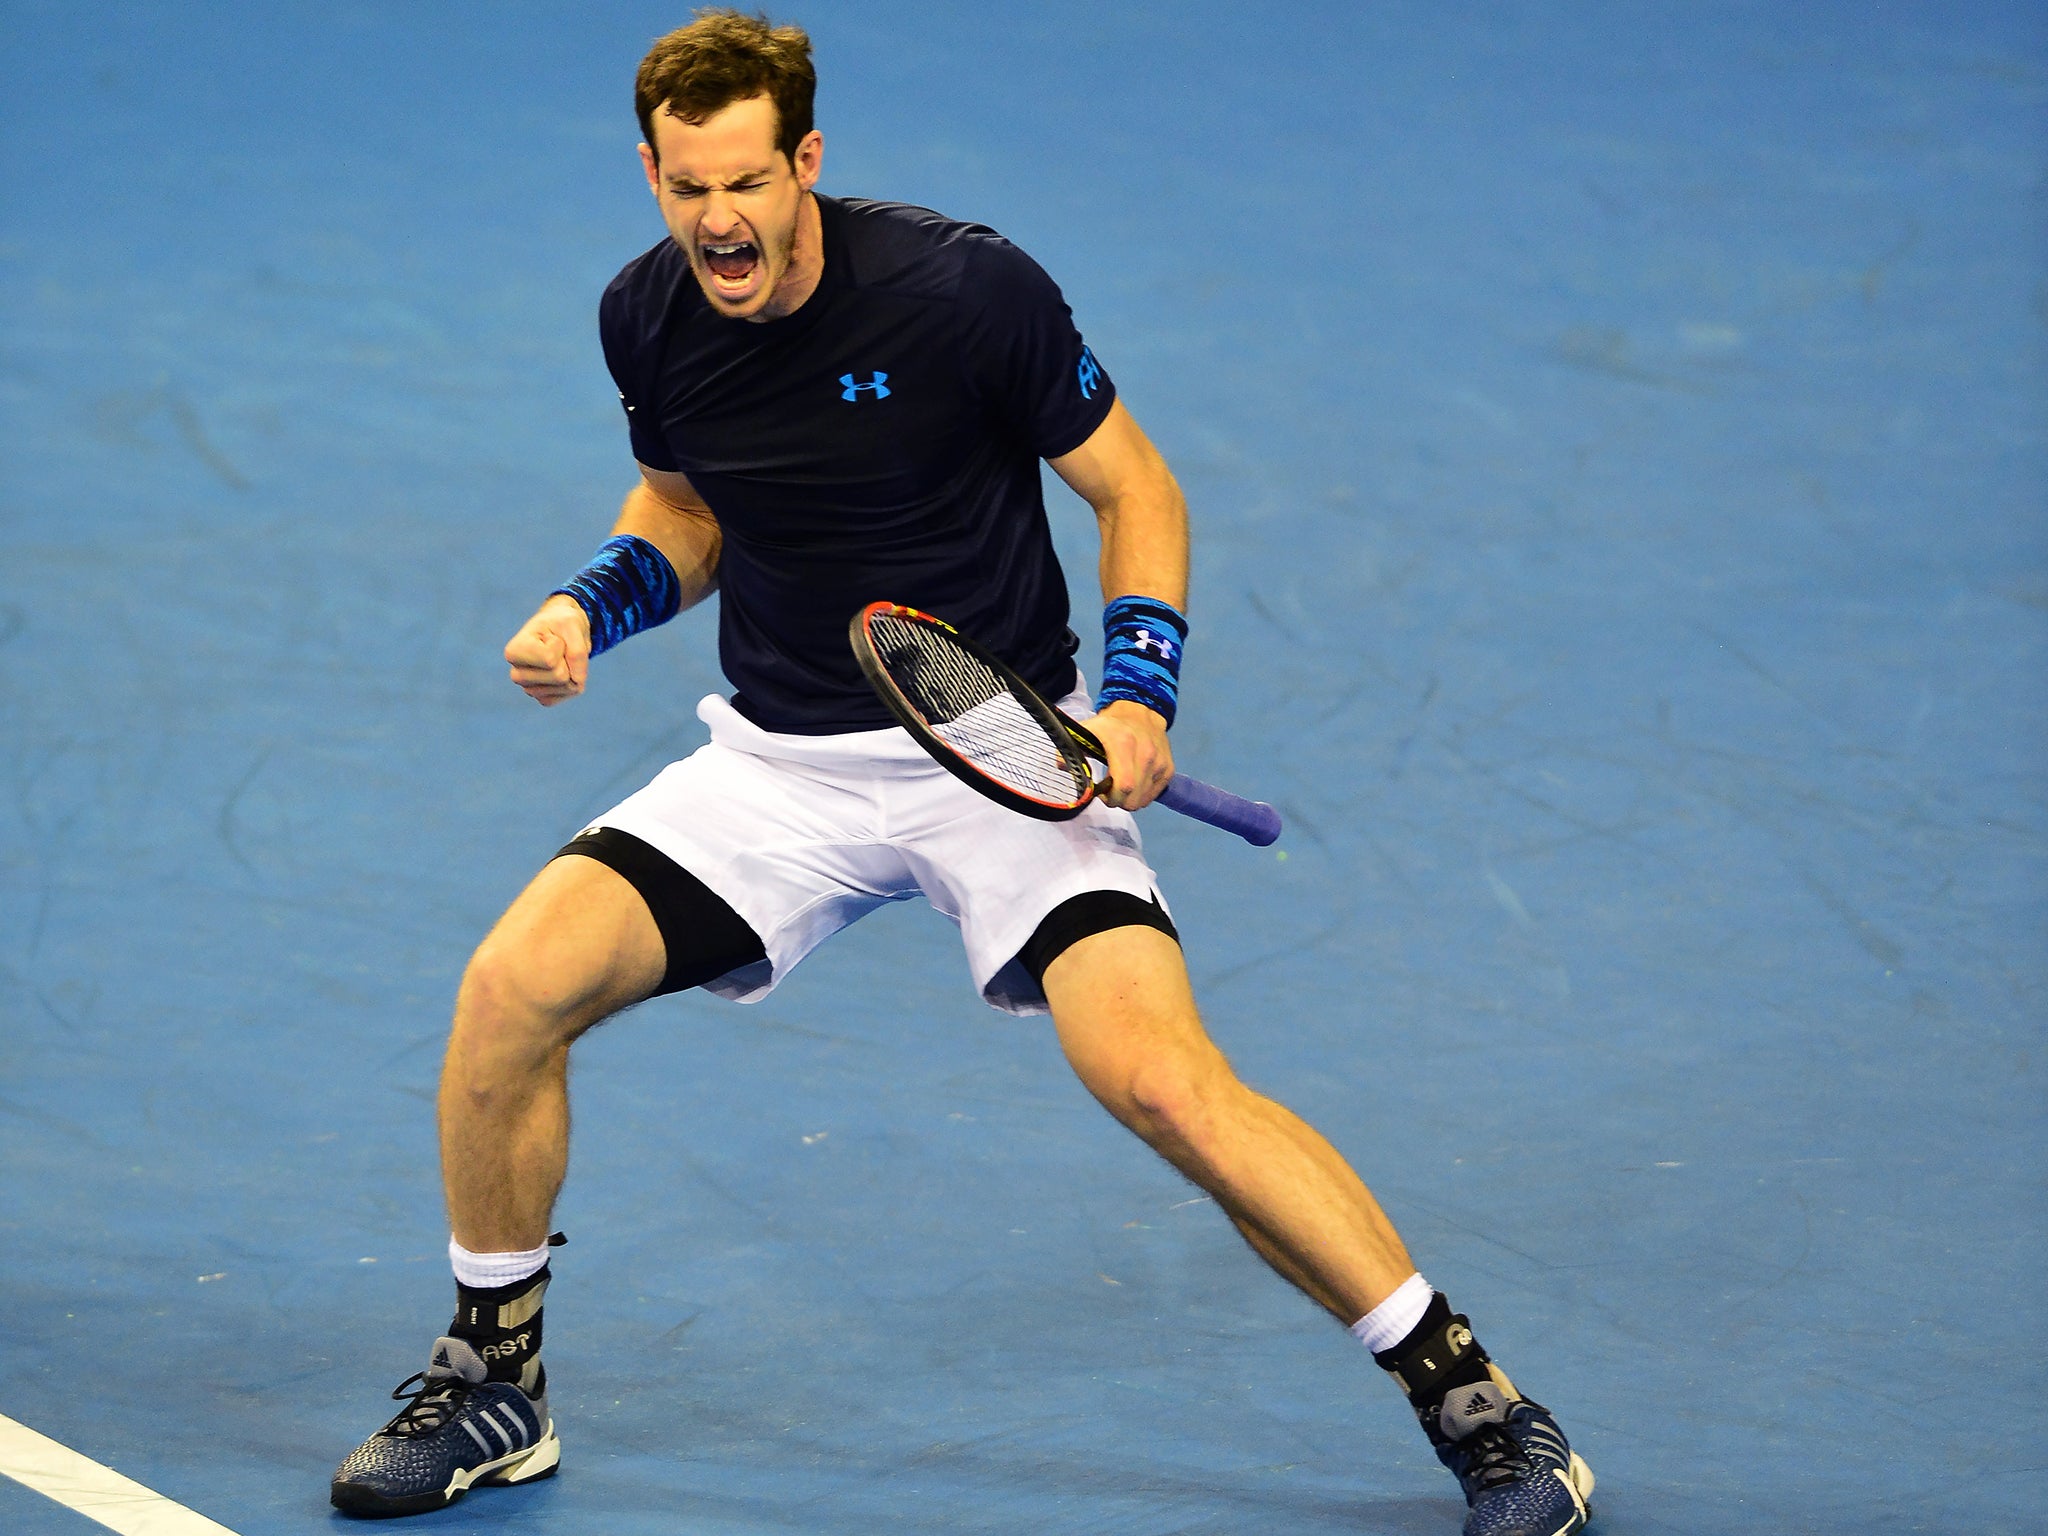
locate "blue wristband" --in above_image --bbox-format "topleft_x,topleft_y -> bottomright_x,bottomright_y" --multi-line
551,535 -> 682,658
1095,594 -> 1188,728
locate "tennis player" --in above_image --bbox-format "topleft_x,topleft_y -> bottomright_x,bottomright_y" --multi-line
331,14 -> 1592,1534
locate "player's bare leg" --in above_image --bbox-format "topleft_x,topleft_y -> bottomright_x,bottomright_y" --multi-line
1042,924 -> 1413,1319
333,854 -> 666,1518
438,854 -> 667,1250
1043,924 -> 1592,1536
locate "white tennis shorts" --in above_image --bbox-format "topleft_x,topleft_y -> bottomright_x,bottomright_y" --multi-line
587,692 -> 1168,1015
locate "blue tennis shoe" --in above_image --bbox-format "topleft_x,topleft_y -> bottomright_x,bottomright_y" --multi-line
331,1336 -> 558,1518
1431,1377 -> 1593,1536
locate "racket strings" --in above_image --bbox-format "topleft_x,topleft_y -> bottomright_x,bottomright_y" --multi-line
868,613 -> 1091,806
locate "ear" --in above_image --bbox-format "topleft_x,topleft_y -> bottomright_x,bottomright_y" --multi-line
638,141 -> 660,197
791,129 -> 823,193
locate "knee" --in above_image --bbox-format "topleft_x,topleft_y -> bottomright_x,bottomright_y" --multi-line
1103,1044 -> 1244,1153
453,933 -> 598,1059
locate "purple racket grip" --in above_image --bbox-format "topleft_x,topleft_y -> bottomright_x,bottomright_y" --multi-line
1154,775 -> 1283,846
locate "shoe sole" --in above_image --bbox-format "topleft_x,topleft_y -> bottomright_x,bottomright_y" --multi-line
331,1423 -> 560,1519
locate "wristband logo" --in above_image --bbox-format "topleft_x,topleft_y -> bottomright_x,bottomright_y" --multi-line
1076,346 -> 1102,400
839,371 -> 891,401
1131,627 -> 1177,662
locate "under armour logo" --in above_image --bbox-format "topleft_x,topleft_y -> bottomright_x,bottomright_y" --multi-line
1076,346 -> 1102,400
1131,628 -> 1176,661
840,371 -> 891,400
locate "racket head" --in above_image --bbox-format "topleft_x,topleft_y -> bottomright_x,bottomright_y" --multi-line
849,601 -> 1101,821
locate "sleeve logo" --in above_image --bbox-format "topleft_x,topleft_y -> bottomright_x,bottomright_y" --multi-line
1076,346 -> 1102,400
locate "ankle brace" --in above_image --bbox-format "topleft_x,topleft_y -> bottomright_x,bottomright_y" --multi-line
451,1266 -> 550,1390
1372,1293 -> 1506,1438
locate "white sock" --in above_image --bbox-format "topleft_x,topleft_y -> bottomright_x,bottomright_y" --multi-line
449,1236 -> 551,1290
1348,1272 -> 1434,1354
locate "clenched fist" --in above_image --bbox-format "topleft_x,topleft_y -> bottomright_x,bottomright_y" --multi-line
505,594 -> 593,706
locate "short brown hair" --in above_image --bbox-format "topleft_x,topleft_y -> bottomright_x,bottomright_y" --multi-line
636,10 -> 816,164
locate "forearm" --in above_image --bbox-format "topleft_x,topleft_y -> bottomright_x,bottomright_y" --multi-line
1095,474 -> 1189,610
611,480 -> 722,613
1047,400 -> 1189,777
1053,399 -> 1189,609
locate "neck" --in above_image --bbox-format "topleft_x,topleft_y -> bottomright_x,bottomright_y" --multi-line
753,191 -> 824,322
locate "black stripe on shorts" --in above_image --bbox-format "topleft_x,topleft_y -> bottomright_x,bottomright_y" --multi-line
555,826 -> 767,998
1017,889 -> 1179,985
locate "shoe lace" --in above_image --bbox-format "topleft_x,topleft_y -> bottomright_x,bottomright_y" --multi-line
381,1370 -> 476,1437
1458,1423 -> 1534,1493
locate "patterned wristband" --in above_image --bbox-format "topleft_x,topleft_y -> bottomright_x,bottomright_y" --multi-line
1095,594 -> 1188,728
551,535 -> 682,658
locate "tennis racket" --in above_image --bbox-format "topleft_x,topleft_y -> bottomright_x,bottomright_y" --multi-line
849,601 -> 1282,846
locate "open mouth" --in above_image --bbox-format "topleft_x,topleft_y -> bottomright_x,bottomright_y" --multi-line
701,240 -> 760,293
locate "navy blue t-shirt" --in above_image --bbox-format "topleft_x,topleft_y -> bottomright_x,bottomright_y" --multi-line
599,195 -> 1117,733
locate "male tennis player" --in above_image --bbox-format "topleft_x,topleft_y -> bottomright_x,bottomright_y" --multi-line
331,13 -> 1592,1534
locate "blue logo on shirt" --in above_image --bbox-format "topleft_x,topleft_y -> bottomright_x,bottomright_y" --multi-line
1076,346 -> 1102,400
840,371 -> 891,401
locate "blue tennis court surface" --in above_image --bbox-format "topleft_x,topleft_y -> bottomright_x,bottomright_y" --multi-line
3,2 -> 2042,1532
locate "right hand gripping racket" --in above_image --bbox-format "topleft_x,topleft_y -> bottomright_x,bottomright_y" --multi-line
849,601 -> 1282,847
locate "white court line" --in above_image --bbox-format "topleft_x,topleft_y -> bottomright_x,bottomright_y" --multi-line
0,1412 -> 240,1535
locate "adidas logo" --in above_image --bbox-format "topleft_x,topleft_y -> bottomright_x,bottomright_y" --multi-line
1463,1392 -> 1499,1416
